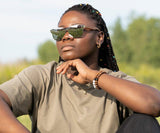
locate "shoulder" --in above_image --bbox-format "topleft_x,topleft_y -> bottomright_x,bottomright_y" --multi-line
21,61 -> 58,76
17,61 -> 59,85
101,68 -> 139,83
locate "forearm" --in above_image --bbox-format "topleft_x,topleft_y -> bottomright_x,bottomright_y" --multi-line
99,73 -> 160,116
87,70 -> 160,116
0,97 -> 30,133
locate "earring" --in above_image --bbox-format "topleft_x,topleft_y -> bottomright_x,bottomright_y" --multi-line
97,43 -> 101,48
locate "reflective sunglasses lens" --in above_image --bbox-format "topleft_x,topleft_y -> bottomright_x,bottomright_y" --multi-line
50,30 -> 66,41
68,28 -> 83,38
50,27 -> 84,41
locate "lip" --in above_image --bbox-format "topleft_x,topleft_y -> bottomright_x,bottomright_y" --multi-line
61,45 -> 74,51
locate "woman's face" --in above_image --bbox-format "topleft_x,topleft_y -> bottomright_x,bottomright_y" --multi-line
56,11 -> 99,62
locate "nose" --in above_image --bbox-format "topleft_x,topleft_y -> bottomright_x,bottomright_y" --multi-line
62,32 -> 74,41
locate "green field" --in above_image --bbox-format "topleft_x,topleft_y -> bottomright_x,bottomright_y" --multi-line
17,115 -> 31,131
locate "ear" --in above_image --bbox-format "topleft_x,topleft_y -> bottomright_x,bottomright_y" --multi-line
96,31 -> 104,45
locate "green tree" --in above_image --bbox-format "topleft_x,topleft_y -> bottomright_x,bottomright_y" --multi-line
127,16 -> 147,64
38,40 -> 59,63
111,18 -> 131,63
145,18 -> 160,66
111,14 -> 160,67
127,16 -> 160,67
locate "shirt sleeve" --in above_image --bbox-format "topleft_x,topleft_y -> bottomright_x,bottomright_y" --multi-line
0,64 -> 52,117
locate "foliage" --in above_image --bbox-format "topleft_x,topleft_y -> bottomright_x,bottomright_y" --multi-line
0,64 -> 28,84
38,40 -> 59,63
111,16 -> 160,67
111,17 -> 131,63
118,62 -> 160,90
0,60 -> 41,84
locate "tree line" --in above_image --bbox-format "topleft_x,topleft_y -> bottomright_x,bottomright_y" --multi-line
38,15 -> 160,67
111,15 -> 160,67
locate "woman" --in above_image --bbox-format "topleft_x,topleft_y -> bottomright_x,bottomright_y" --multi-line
0,3 -> 160,133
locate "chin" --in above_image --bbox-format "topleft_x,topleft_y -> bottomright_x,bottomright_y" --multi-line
61,55 -> 79,61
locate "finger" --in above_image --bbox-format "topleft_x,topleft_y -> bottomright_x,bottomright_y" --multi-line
70,75 -> 87,84
56,65 -> 65,74
66,73 -> 74,79
58,62 -> 73,75
56,67 -> 63,74
67,66 -> 79,76
56,62 -> 68,74
61,62 -> 72,74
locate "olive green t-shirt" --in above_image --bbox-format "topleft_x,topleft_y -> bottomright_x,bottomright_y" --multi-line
0,61 -> 139,133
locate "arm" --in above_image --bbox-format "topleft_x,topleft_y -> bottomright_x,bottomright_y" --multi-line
56,59 -> 160,117
95,72 -> 160,117
0,90 -> 30,133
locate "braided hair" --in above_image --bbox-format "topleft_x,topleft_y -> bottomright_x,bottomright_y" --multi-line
59,3 -> 119,72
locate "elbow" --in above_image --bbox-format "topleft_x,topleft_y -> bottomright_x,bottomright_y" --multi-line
150,102 -> 160,117
143,100 -> 160,117
141,91 -> 160,117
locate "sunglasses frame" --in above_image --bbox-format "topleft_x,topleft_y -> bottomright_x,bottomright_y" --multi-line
50,24 -> 100,41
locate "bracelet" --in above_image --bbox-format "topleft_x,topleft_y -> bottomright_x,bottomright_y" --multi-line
93,71 -> 106,89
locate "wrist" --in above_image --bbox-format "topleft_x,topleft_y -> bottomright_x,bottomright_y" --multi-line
86,70 -> 99,83
92,71 -> 107,89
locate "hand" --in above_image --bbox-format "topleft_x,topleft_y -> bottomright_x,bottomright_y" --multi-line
56,59 -> 98,84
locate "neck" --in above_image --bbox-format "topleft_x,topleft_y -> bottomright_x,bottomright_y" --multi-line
82,49 -> 100,70
88,62 -> 100,70
82,56 -> 100,70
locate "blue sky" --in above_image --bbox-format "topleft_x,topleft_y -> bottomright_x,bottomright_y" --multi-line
0,0 -> 160,63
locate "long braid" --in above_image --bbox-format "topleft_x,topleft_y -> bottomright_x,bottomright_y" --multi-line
59,4 -> 119,72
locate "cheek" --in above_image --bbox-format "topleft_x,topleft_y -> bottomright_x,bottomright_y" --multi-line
75,38 -> 97,57
77,34 -> 97,49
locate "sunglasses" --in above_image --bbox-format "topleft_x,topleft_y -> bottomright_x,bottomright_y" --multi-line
50,24 -> 100,41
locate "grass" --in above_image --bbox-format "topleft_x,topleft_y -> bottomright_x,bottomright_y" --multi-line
119,63 -> 160,89
17,115 -> 31,131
